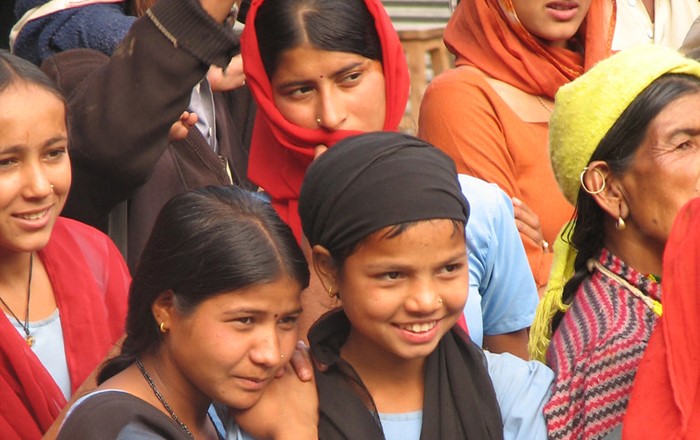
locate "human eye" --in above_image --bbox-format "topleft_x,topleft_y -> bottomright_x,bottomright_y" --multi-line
339,71 -> 363,86
45,146 -> 67,161
288,85 -> 314,98
230,316 -> 255,329
439,262 -> 465,276
278,314 -> 299,331
0,156 -> 17,169
378,271 -> 402,281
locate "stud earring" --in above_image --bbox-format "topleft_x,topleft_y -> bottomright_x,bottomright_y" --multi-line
159,321 -> 168,333
616,216 -> 626,231
327,285 -> 334,298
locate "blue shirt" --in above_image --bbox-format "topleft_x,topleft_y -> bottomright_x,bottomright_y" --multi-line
460,175 -> 538,346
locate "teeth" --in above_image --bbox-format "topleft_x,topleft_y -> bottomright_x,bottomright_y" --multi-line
20,211 -> 47,221
400,321 -> 436,333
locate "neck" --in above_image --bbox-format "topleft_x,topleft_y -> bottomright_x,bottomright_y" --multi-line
139,353 -> 213,437
341,329 -> 426,413
642,0 -> 655,19
603,221 -> 663,277
0,251 -> 33,296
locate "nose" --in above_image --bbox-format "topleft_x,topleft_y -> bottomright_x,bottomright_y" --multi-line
249,329 -> 282,368
22,161 -> 53,199
316,88 -> 347,131
404,278 -> 442,315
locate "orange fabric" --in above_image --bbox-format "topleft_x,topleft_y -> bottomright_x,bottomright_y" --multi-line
419,70 -> 560,287
623,198 -> 700,440
443,0 -> 613,98
418,0 -> 613,287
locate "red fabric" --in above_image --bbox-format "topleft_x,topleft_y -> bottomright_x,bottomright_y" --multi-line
241,0 -> 409,241
0,218 -> 130,440
623,198 -> 700,439
444,0 -> 614,98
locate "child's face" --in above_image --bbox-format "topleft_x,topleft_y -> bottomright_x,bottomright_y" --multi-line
158,276 -> 303,410
337,219 -> 468,365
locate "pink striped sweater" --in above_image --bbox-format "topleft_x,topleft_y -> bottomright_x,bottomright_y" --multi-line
544,249 -> 661,439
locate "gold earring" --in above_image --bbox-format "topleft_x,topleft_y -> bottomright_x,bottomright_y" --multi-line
327,285 -> 335,298
579,167 -> 606,195
159,321 -> 167,333
616,216 -> 626,231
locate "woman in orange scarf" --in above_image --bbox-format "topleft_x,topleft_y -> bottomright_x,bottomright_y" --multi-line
623,197 -> 700,439
418,0 -> 612,289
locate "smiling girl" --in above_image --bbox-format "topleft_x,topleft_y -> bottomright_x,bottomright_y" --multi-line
0,51 -> 130,439
298,132 -> 553,440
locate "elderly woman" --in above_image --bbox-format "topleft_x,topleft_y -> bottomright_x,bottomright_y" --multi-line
529,45 -> 700,440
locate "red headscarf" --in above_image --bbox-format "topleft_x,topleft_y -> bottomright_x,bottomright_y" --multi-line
241,0 -> 409,241
444,0 -> 614,98
623,198 -> 700,439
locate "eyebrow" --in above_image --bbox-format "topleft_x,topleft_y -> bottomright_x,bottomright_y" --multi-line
0,135 -> 68,154
221,307 -> 304,316
275,61 -> 367,90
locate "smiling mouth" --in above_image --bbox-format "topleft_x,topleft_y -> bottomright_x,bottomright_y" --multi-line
15,209 -> 50,221
398,321 -> 438,333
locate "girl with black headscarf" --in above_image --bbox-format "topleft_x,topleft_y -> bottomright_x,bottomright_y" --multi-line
298,132 -> 552,440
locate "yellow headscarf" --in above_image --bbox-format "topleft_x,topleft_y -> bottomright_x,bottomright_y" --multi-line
529,45 -> 700,362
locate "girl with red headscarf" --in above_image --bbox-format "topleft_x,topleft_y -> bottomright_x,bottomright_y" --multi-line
240,0 -> 410,242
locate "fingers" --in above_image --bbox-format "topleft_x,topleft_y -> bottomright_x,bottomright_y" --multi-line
287,340 -> 314,382
168,111 -> 199,142
208,55 -> 246,92
313,144 -> 328,160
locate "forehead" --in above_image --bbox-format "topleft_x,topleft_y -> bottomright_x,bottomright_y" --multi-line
271,44 -> 373,81
644,92 -> 700,141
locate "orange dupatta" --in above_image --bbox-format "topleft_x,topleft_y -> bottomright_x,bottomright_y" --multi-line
444,0 -> 614,98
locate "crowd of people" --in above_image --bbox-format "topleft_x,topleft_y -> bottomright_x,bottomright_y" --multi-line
1,0 -> 700,439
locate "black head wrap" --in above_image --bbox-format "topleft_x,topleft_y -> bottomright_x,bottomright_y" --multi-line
299,132 -> 469,253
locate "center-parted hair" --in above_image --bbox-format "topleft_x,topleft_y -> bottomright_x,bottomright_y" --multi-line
98,186 -> 309,383
255,0 -> 382,79
298,132 -> 469,264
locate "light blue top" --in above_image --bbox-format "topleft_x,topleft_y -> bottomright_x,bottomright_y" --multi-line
9,308 -> 71,399
460,174 -> 538,346
375,352 -> 552,440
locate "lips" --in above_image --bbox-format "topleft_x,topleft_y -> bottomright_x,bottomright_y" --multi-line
545,1 -> 580,21
14,209 -> 50,221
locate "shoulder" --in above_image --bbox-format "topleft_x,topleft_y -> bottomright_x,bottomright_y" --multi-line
59,390 -> 187,439
485,352 -> 552,440
49,217 -> 119,256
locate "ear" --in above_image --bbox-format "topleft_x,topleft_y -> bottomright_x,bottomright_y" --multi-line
311,245 -> 340,296
151,290 -> 176,332
584,160 -> 627,220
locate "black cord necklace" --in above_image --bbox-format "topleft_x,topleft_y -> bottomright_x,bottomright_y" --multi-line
0,253 -> 34,346
136,358 -> 194,439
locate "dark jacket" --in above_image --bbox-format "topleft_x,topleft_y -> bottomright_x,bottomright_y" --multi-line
42,0 -> 256,268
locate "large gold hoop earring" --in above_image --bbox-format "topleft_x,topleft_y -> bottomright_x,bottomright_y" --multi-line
580,167 -> 606,195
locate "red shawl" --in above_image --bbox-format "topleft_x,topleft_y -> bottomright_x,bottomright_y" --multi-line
0,218 -> 130,440
240,0 -> 409,241
623,198 -> 700,439
444,0 -> 614,98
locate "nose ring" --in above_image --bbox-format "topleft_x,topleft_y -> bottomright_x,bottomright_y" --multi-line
316,117 -> 322,126
50,184 -> 55,193
438,297 -> 443,305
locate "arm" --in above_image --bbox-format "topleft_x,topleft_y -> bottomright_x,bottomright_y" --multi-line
42,0 -> 240,228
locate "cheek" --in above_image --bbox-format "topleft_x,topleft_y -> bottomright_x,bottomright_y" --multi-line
272,95 -> 317,130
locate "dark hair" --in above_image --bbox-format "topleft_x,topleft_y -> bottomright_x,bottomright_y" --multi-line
552,73 -> 700,331
255,0 -> 382,79
0,50 -> 66,104
329,220 -> 466,269
98,186 -> 310,383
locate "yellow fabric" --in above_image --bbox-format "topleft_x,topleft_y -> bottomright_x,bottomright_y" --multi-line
549,44 -> 700,205
529,223 -> 577,362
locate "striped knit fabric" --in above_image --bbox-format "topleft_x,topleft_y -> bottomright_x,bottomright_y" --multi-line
544,248 -> 661,440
